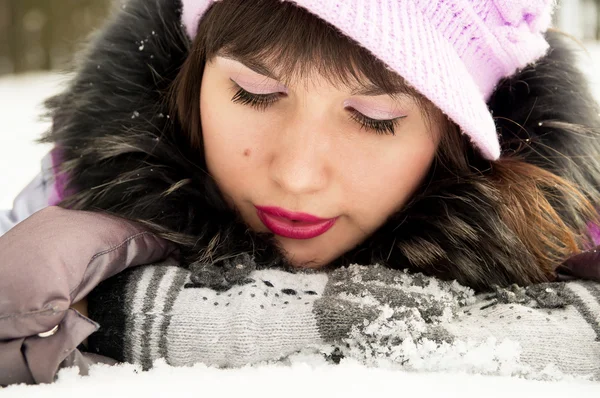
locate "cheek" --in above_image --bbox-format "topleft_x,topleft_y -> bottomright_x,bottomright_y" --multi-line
200,90 -> 266,192
201,95 -> 246,158
343,135 -> 436,229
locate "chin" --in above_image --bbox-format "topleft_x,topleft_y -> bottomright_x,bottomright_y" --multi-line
282,251 -> 323,269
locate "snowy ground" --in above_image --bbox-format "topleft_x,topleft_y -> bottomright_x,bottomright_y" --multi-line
1,42 -> 600,396
0,72 -> 66,209
3,359 -> 600,398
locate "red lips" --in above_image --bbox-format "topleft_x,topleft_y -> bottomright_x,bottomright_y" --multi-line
255,206 -> 337,239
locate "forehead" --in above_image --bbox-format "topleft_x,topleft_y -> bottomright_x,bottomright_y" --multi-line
201,0 -> 431,103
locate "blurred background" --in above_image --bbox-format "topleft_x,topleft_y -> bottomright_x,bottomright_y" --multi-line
0,0 -> 112,76
0,0 -> 599,76
0,0 -> 599,208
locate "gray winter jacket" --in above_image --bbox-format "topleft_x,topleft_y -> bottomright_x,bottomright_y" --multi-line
0,206 -> 176,385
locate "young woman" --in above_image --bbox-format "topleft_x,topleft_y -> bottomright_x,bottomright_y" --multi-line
29,0 -> 600,289
2,0 -> 600,383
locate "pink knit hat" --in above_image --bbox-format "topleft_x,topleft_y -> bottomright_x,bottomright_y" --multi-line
181,0 -> 557,160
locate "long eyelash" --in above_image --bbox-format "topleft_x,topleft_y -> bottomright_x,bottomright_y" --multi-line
231,85 -> 400,136
231,87 -> 280,111
349,110 -> 401,136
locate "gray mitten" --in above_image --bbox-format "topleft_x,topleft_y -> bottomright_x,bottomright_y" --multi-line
92,262 -> 428,368
91,260 -> 330,369
89,262 -> 600,381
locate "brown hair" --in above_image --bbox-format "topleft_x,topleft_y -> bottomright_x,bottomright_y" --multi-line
169,0 -> 598,287
172,0 -> 439,150
421,122 -> 596,282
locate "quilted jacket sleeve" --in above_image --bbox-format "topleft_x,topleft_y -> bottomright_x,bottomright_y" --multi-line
0,206 -> 178,386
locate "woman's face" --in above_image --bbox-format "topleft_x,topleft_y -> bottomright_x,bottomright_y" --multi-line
200,55 -> 440,269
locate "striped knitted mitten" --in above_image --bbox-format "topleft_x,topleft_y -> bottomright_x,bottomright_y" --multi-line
87,260 -> 600,381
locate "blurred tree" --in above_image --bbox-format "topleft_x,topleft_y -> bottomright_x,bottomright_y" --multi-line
1,0 -> 599,76
597,0 -> 600,39
0,0 -> 112,76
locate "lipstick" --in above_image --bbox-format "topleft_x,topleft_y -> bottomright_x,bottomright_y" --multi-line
255,206 -> 336,240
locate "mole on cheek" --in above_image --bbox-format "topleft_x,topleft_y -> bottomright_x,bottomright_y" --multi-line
243,149 -> 251,157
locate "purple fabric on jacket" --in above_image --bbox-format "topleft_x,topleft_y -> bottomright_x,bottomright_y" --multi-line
588,222 -> 600,246
48,146 -> 68,206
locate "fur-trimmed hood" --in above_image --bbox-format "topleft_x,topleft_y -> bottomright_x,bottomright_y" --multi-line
43,0 -> 600,291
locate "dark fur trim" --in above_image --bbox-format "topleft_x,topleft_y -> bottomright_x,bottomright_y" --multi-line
42,0 -> 600,291
43,0 -> 286,283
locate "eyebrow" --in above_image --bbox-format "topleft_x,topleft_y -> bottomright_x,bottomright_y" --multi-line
221,54 -> 415,97
222,55 -> 280,80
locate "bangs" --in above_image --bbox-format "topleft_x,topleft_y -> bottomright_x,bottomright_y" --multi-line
196,0 -> 423,100
173,0 -> 443,150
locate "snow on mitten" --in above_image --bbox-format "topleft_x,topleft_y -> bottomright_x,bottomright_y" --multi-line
440,281 -> 600,380
312,264 -> 473,345
313,265 -> 600,381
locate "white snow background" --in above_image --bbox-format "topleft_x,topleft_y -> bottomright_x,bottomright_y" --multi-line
1,43 -> 600,397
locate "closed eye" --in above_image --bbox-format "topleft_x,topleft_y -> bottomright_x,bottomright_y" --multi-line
230,82 -> 284,111
346,108 -> 406,136
230,83 -> 405,135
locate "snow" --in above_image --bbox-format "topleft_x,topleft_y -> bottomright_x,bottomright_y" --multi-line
575,41 -> 600,100
1,42 -> 600,396
2,359 -> 600,398
0,72 -> 66,209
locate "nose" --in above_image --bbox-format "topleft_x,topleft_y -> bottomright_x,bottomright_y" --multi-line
269,117 -> 330,196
